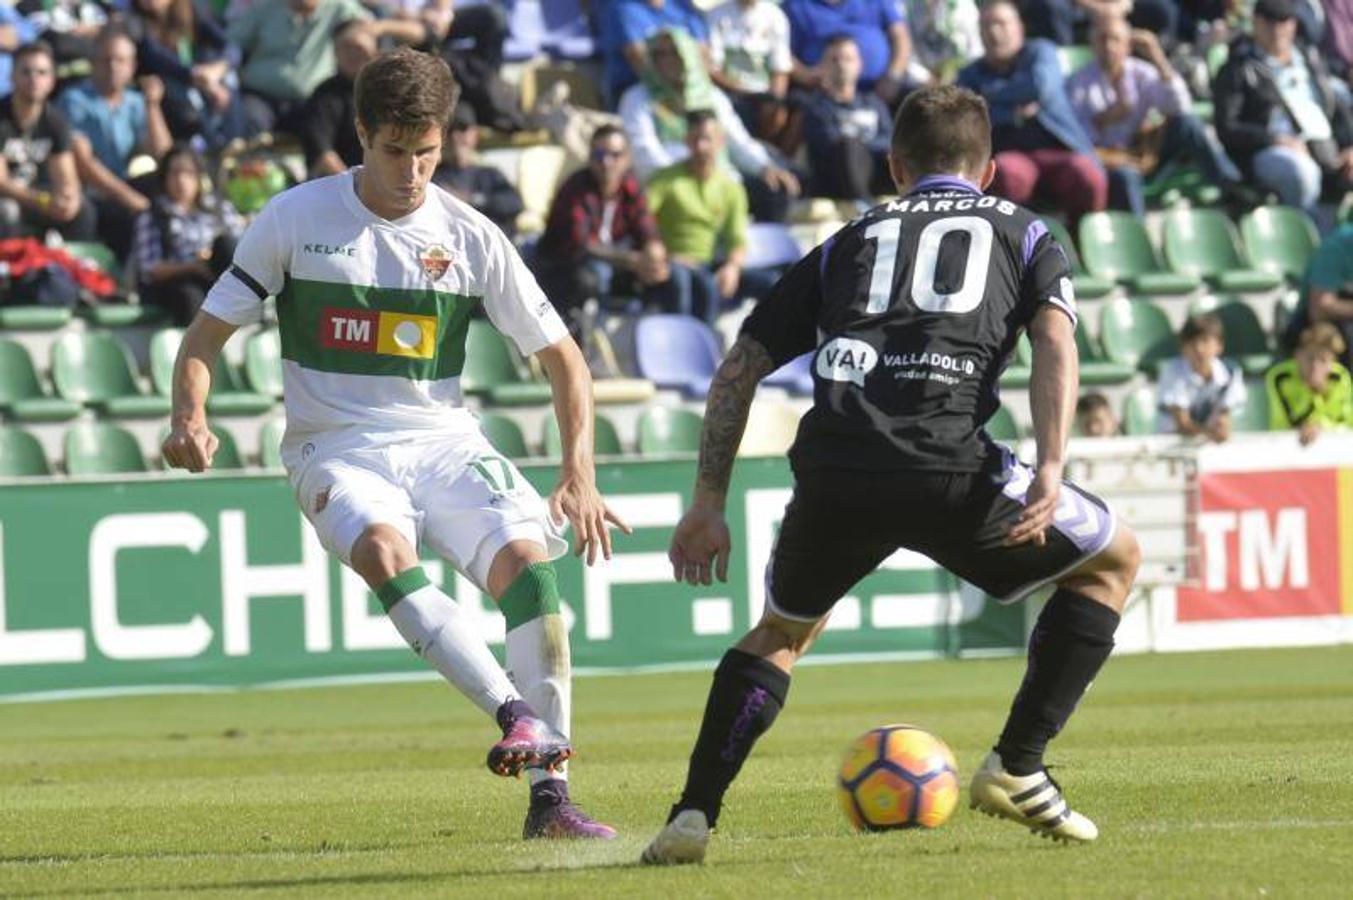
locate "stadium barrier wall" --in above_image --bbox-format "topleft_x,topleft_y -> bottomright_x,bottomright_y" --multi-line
0,457 -> 1023,700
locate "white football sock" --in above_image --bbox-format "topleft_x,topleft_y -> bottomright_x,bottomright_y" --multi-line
506,613 -> 572,785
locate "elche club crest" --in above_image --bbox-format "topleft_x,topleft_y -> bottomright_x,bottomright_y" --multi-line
419,243 -> 453,281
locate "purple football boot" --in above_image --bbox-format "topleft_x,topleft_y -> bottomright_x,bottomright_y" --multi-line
487,701 -> 572,777
523,781 -> 618,840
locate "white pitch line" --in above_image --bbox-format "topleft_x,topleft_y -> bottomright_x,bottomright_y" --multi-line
1128,819 -> 1353,834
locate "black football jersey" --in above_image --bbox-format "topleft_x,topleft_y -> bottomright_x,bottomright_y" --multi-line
741,175 -> 1076,474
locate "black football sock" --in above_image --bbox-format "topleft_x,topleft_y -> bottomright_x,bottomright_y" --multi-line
995,589 -> 1120,776
671,648 -> 790,828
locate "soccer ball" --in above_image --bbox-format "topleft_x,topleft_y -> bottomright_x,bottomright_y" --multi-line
837,725 -> 960,831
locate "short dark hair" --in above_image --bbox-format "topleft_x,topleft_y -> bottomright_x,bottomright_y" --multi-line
1179,313 -> 1224,344
13,40 -> 55,69
590,123 -> 628,146
354,47 -> 458,138
1076,392 -> 1112,416
891,85 -> 992,180
685,108 -> 719,131
823,33 -> 859,53
94,22 -> 136,52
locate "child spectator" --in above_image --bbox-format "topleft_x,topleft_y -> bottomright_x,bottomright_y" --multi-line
1076,392 -> 1120,436
133,142 -> 244,325
1266,322 -> 1353,444
1156,313 -> 1247,441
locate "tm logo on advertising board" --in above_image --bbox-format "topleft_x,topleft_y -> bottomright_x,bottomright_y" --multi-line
1177,469 -> 1353,621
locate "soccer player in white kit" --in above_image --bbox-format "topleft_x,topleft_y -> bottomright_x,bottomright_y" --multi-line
163,48 -> 627,840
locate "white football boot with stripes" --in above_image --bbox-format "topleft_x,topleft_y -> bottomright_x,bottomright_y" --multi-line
968,752 -> 1099,843
640,809 -> 710,865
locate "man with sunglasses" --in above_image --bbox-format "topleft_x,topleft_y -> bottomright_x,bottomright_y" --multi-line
533,123 -> 672,334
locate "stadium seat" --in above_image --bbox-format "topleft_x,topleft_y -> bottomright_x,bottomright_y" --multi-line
158,422 -> 243,470
461,319 -> 553,405
1000,334 -> 1031,388
1232,379 -> 1270,432
1075,321 -> 1137,385
634,314 -> 722,398
1161,208 -> 1282,293
516,145 -> 569,233
0,426 -> 52,477
637,407 -> 703,455
258,416 -> 285,469
63,240 -> 120,279
743,222 -> 802,270
738,402 -> 801,456
478,412 -> 530,459
81,304 -> 168,328
501,0 -> 545,61
51,331 -> 171,417
1190,296 -> 1274,376
764,352 -> 815,395
985,404 -> 1021,441
542,413 -> 624,458
519,61 -> 603,112
244,329 -> 284,397
1239,206 -> 1319,283
540,0 -> 596,60
0,338 -> 80,422
0,305 -> 74,330
64,422 -> 147,475
1079,211 -> 1200,295
1099,297 -> 1177,373
1121,385 -> 1159,436
149,328 -> 274,415
1039,217 -> 1113,299
592,377 -> 658,404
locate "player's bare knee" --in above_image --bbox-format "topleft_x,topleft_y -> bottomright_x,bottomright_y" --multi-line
1061,527 -> 1140,612
350,525 -> 416,589
487,539 -> 550,599
737,612 -> 824,665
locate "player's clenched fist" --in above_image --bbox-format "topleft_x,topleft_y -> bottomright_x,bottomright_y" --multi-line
162,422 -> 218,473
668,503 -> 731,586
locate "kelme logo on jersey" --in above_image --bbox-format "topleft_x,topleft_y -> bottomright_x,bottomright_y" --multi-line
319,307 -> 437,359
419,244 -> 453,281
816,337 -> 878,387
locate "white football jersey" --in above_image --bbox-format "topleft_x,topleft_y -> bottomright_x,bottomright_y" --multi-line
202,168 -> 567,439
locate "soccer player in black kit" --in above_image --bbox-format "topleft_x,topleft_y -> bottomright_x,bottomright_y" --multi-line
642,85 -> 1141,864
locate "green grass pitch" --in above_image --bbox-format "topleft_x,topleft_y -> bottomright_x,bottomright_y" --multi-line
3,645 -> 1351,897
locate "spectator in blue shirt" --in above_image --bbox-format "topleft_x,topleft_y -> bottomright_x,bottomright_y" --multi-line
58,24 -> 173,259
600,0 -> 710,107
799,34 -> 893,200
957,0 -> 1106,226
0,10 -> 41,99
783,0 -> 915,107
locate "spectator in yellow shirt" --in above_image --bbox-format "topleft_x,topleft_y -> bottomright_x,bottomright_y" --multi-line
1266,322 -> 1353,445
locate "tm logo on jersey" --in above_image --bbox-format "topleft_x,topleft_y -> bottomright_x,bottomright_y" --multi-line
816,337 -> 878,387
320,307 -> 437,359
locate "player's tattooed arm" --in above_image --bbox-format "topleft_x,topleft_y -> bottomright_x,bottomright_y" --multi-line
694,336 -> 776,508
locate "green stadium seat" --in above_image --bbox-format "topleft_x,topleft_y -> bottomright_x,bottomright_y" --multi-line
1232,379 -> 1270,433
985,405 -> 1020,441
1000,333 -> 1032,387
1239,206 -> 1319,283
0,338 -> 81,422
1079,211 -> 1200,295
461,319 -> 552,406
1038,217 -> 1114,298
81,304 -> 168,328
259,416 -> 285,469
738,402 -> 801,456
477,412 -> 530,459
1161,208 -> 1283,293
1121,385 -> 1160,436
1075,322 -> 1138,385
0,426 -> 52,476
542,413 -> 623,458
637,407 -> 703,455
149,328 -> 273,415
0,305 -> 74,330
64,422 -> 147,475
158,422 -> 243,470
50,331 -> 171,417
244,329 -> 284,397
1099,297 -> 1177,373
1190,296 -> 1274,376
63,240 -> 120,278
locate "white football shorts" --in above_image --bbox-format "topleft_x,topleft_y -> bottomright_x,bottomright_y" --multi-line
284,425 -> 568,590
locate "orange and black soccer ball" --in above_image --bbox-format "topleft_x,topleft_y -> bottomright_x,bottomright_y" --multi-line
837,725 -> 960,831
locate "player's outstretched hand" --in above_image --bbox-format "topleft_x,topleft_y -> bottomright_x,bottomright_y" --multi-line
162,421 -> 218,473
669,503 -> 731,586
1005,465 -> 1061,547
549,474 -> 632,566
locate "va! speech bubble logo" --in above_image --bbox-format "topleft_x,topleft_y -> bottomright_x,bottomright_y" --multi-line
816,337 -> 877,387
